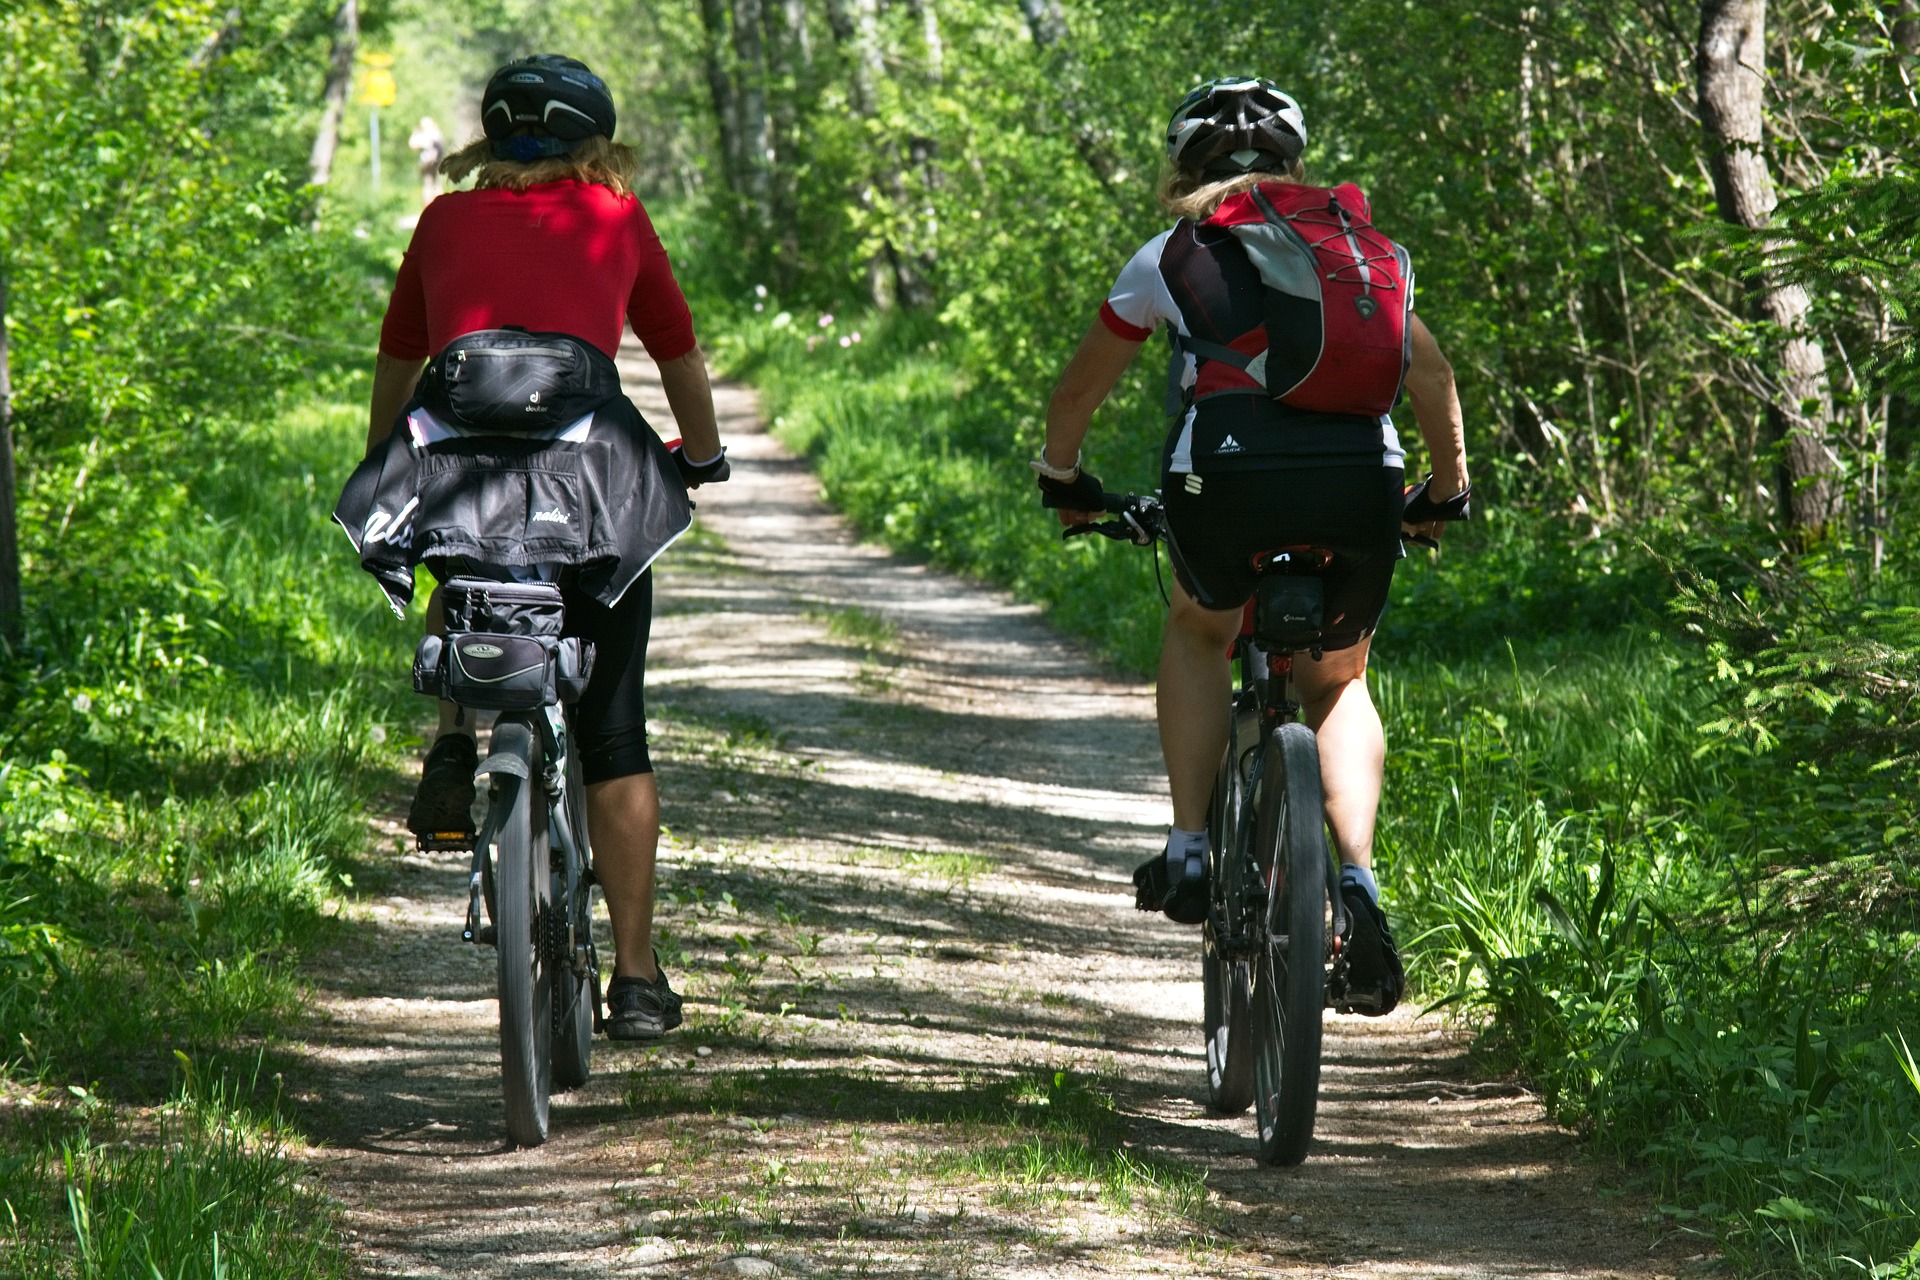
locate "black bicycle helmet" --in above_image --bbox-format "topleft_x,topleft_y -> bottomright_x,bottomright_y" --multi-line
482,55 -> 616,161
1165,77 -> 1306,177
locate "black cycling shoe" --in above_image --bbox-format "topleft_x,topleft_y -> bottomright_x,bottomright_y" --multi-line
1336,882 -> 1405,1016
1133,853 -> 1210,925
605,963 -> 683,1041
407,733 -> 478,836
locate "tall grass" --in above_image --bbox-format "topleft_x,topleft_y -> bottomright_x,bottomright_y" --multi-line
0,391 -> 413,1272
711,304 -> 1920,1278
1,1059 -> 352,1279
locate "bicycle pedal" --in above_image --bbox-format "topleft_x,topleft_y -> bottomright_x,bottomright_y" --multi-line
417,831 -> 476,853
463,923 -> 497,946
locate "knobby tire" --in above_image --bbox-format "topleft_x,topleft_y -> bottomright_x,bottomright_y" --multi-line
1202,711 -> 1256,1115
1250,721 -> 1327,1166
552,748 -> 594,1091
494,768 -> 554,1147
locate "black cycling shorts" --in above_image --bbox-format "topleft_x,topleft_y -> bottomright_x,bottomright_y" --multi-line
561,570 -> 654,784
1162,465 -> 1405,651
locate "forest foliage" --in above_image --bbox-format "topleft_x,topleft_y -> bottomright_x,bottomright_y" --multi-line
539,0 -> 1920,1272
0,0 -> 1918,1277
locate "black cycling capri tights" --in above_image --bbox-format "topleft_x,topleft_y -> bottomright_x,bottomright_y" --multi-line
1163,465 -> 1405,652
561,570 -> 654,784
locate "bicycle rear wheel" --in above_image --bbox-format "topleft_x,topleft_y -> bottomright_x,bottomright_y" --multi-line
1202,711 -> 1256,1114
1249,721 -> 1328,1166
552,748 -> 594,1091
493,766 -> 554,1146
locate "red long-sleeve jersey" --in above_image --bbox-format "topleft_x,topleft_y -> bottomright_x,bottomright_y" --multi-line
377,179 -> 696,363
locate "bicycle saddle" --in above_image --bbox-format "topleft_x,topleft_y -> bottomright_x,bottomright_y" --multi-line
1249,544 -> 1334,575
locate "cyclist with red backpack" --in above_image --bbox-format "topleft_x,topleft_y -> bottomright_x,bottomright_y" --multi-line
1034,78 -> 1471,1015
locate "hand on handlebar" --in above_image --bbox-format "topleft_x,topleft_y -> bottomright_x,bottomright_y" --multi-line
1401,475 -> 1472,549
667,439 -> 731,488
1034,466 -> 1106,528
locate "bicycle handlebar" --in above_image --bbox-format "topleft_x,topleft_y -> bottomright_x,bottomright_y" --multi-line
1061,492 -> 1165,547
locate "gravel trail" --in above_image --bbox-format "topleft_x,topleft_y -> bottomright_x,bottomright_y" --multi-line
295,353 -> 1690,1280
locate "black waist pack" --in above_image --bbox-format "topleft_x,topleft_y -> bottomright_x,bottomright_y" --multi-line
416,327 -> 622,432
412,577 -> 594,709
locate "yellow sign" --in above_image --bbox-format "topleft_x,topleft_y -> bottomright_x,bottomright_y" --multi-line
356,52 -> 396,107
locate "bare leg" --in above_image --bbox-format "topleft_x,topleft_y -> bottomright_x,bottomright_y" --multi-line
1291,640 -> 1384,870
587,772 -> 662,981
1157,578 -> 1245,831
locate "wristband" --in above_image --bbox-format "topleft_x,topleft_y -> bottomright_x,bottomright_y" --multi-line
1029,450 -> 1082,483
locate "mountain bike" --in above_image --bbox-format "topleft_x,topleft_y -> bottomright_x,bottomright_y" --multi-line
413,576 -> 602,1148
1071,494 -> 1350,1166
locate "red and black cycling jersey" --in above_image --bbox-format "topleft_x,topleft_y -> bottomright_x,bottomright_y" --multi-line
379,179 -> 696,363
1101,220 -> 1406,474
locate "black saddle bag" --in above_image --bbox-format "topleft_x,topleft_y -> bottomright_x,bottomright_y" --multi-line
1250,574 -> 1325,651
412,577 -> 595,709
416,328 -> 622,432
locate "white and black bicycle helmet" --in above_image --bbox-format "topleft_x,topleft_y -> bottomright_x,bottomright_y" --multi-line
482,55 -> 617,161
1166,77 -> 1306,177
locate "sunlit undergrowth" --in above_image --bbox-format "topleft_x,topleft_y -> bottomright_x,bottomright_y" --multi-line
712,306 -> 1920,1276
0,1057 -> 352,1279
0,399 -> 417,1095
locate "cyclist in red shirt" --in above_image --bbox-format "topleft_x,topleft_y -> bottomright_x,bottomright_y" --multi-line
1035,79 -> 1470,1014
364,57 -> 725,1040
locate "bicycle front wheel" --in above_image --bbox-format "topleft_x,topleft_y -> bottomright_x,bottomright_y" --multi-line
1202,727 -> 1255,1114
494,769 -> 554,1146
1249,721 -> 1328,1166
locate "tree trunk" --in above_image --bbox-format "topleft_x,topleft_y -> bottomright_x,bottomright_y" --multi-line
778,0 -> 812,73
824,0 -> 925,307
731,0 -> 775,219
699,0 -> 745,193
307,0 -> 357,187
191,6 -> 241,70
1017,0 -> 1067,47
910,0 -> 944,81
0,268 -> 20,640
764,0 -> 809,278
1696,0 -> 1839,532
1889,0 -> 1919,60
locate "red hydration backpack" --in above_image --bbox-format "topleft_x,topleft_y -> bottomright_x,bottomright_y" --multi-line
1183,182 -> 1411,418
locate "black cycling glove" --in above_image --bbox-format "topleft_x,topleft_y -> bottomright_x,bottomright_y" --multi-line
669,442 -> 731,488
1036,467 -> 1105,512
1401,475 -> 1472,523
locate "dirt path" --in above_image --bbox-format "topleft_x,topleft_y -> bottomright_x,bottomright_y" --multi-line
295,354 -> 1690,1279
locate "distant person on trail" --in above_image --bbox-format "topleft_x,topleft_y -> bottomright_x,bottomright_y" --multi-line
408,115 -> 445,204
362,55 -> 730,1041
1033,78 -> 1470,1015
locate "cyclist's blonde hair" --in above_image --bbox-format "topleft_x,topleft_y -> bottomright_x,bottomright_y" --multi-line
1157,160 -> 1306,221
441,135 -> 640,199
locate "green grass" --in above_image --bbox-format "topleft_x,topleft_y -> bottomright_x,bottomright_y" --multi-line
0,388 -> 415,1274
711,305 -> 1920,1279
0,1059 -> 351,1279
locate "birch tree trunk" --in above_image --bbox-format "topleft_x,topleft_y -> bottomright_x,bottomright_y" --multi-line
1696,0 -> 1840,532
765,0 -> 810,274
731,0 -> 775,220
0,267 -> 20,639
1017,0 -> 1067,47
699,0 -> 745,194
307,0 -> 357,187
910,0 -> 944,81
